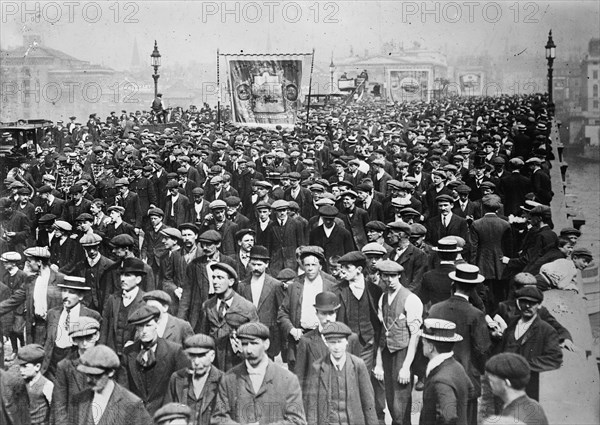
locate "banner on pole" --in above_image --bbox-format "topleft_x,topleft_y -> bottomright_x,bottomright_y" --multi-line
224,54 -> 311,129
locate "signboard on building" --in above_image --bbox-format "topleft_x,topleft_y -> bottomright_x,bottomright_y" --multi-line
457,71 -> 485,96
387,69 -> 432,102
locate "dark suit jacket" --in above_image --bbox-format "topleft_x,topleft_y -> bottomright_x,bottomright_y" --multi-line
41,305 -> 102,376
495,301 -> 572,343
238,275 -> 285,357
164,366 -> 223,425
452,199 -> 482,221
121,338 -> 189,416
388,243 -> 428,293
277,274 -> 336,365
284,186 -> 314,220
335,280 -> 382,344
305,354 -> 378,425
309,224 -> 354,265
266,218 -> 306,275
0,369 -> 30,425
418,263 -> 456,307
51,350 -> 87,425
425,214 -> 472,261
211,360 -> 306,425
141,223 -> 169,270
178,253 -> 237,331
498,172 -> 532,216
0,269 -> 64,344
207,220 -> 239,257
74,254 -> 114,313
471,213 -> 513,280
71,381 -> 152,425
294,329 -> 361,395
104,221 -> 139,257
341,207 -> 369,250
62,198 -> 92,224
358,198 -> 385,223
420,357 -> 473,425
116,191 -> 143,228
50,236 -> 82,275
99,289 -> 145,354
189,200 -> 211,224
428,296 -> 491,397
162,313 -> 194,346
44,197 -> 65,218
164,194 -> 192,227
531,169 -> 553,205
200,292 -> 259,371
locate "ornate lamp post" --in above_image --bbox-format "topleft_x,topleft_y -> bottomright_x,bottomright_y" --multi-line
329,56 -> 335,94
545,30 -> 556,113
150,40 -> 161,98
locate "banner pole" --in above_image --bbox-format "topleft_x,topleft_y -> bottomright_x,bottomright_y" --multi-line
305,48 -> 315,123
217,49 -> 221,130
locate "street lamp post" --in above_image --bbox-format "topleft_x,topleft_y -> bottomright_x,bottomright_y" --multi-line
150,40 -> 161,99
545,30 -> 556,114
329,56 -> 335,94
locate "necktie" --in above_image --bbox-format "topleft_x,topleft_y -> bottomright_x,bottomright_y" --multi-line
137,343 -> 156,368
218,299 -> 228,318
65,308 -> 71,331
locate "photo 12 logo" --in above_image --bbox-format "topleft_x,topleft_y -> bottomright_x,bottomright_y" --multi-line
201,1 -> 340,24
1,1 -> 140,24
400,1 -> 541,24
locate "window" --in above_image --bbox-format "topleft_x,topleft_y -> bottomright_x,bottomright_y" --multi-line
594,100 -> 599,110
594,70 -> 599,79
594,84 -> 599,98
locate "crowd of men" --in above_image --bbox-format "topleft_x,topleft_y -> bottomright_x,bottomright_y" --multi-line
0,92 -> 595,425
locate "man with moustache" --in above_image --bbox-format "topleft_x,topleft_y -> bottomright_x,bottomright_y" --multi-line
211,322 -> 306,425
121,305 -> 189,416
51,316 -> 101,425
164,334 -> 224,425
231,228 -> 255,281
75,233 -> 114,314
41,276 -> 101,380
72,345 -> 152,424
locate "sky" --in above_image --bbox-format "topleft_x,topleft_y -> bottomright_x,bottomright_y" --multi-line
1,1 -> 599,70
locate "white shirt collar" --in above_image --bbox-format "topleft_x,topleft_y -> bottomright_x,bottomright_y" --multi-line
330,354 -> 347,370
426,351 -> 454,377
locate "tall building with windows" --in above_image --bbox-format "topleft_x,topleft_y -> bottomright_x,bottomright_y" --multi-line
581,38 -> 600,113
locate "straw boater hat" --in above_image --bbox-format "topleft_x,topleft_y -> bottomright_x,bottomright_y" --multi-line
448,264 -> 485,284
421,318 -> 463,342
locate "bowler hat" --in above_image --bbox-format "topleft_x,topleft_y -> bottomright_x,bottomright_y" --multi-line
421,318 -> 463,342
184,334 -> 215,354
237,322 -> 270,340
249,245 -> 270,261
448,263 -> 484,284
313,291 -> 341,311
120,257 -> 147,275
77,345 -> 120,374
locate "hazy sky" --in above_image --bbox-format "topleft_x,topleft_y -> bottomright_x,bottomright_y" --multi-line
1,1 -> 598,70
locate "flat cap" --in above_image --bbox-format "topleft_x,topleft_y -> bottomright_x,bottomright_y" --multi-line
410,223 -> 427,236
485,353 -> 531,384
53,220 -> 72,232
161,227 -> 182,241
366,220 -> 387,231
143,290 -> 172,305
110,234 -> 135,247
16,344 -> 45,365
375,259 -> 404,274
361,242 -> 388,256
166,180 -> 180,189
480,181 -> 496,190
322,321 -> 352,339
76,213 -> 93,222
525,157 -> 542,165
179,222 -> 200,234
69,316 -> 101,338
559,227 -> 581,237
337,251 -> 367,265
572,247 -> 593,260
529,205 -> 552,218
69,185 -> 83,194
255,201 -> 272,210
191,187 -> 205,196
308,183 -> 325,192
77,345 -> 120,373
209,200 -> 227,210
37,185 -> 53,195
115,178 -> 129,186
276,268 -> 297,281
0,251 -> 21,262
38,213 -> 56,224
456,184 -> 471,194
271,199 -> 289,210
341,190 -> 358,199
154,403 -> 192,424
128,304 -> 160,325
225,196 -> 241,207
436,194 -> 454,204
80,233 -> 102,246
23,247 -> 51,259
515,285 -> 543,303
198,230 -> 222,243
399,207 -> 420,217
148,207 -> 165,217
387,220 -> 412,235
253,180 -> 273,189
210,262 -> 238,280
183,334 -> 215,353
299,246 -> 325,263
107,205 -> 125,215
319,205 -> 339,217
237,322 -> 270,340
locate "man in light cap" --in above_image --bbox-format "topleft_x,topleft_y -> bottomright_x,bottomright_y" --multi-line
419,318 -> 473,425
164,334 -> 223,425
426,194 -> 472,262
51,316 -> 101,424
373,259 -> 423,425
143,290 -> 193,346
428,264 -> 491,425
200,262 -> 258,371
339,190 -> 369,250
164,181 -> 192,228
0,247 -> 64,345
157,228 -> 187,315
49,220 -> 81,274
471,194 -> 513,311
142,207 -> 169,284
121,304 -> 188,416
527,156 -> 553,205
304,321 -> 378,425
73,345 -> 152,424
266,199 -> 306,275
154,403 -> 192,425
498,286 -> 562,400
41,275 -> 101,380
485,353 -> 548,425
115,177 -> 143,230
386,221 -> 428,293
0,251 -> 27,362
105,205 -> 139,259
211,321 -> 307,425
205,199 -> 239,256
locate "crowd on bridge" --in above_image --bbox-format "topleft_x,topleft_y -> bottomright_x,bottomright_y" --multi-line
0,92 -> 594,425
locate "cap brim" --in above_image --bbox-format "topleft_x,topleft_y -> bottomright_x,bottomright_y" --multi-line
185,347 -> 214,354
421,334 -> 463,342
431,247 -> 462,252
76,364 -> 106,374
448,271 -> 485,284
58,284 -> 91,291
